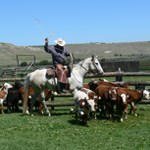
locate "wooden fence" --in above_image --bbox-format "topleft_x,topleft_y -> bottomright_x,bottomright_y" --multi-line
1,71 -> 150,109
101,61 -> 139,72
1,71 -> 150,88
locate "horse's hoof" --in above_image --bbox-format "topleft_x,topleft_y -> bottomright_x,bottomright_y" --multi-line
135,114 -> 138,117
22,111 -> 30,116
70,108 -> 74,113
25,110 -> 30,115
120,118 -> 124,122
125,117 -> 128,120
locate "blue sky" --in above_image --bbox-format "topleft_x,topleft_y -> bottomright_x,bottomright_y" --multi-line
1,0 -> 150,46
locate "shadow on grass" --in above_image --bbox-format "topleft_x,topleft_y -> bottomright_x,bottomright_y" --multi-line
67,115 -> 89,127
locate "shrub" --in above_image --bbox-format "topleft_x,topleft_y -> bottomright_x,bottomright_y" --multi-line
20,62 -> 28,66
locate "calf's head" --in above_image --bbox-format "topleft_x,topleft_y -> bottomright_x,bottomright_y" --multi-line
109,89 -> 117,101
143,90 -> 150,100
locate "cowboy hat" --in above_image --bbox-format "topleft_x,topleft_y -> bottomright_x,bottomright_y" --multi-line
54,38 -> 66,46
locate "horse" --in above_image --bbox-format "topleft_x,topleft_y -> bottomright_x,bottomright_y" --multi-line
68,55 -> 103,91
23,55 -> 104,116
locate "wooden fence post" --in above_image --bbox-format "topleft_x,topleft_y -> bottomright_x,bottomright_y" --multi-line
115,68 -> 123,82
135,84 -> 145,90
50,96 -> 55,110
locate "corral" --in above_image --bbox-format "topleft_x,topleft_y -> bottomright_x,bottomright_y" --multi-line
0,55 -> 150,150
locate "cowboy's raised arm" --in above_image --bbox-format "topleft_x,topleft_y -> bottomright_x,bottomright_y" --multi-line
44,38 -> 52,53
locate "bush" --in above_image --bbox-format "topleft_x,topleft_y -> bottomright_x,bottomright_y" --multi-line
20,62 -> 28,66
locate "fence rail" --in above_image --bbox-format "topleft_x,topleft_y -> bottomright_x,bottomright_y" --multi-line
0,71 -> 150,90
0,71 -> 150,81
45,100 -> 150,107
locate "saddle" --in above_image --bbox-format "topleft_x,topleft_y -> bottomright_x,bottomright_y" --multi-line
46,67 -> 56,78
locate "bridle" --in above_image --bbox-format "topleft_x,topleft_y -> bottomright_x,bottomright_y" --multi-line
79,57 -> 101,74
90,58 -> 101,74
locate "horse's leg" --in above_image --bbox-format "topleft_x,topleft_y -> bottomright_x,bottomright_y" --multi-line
131,102 -> 137,116
23,77 -> 29,114
40,91 -> 51,116
30,93 -> 38,115
1,103 -> 4,114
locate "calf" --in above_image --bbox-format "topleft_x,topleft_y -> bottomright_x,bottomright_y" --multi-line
95,84 -> 118,120
72,89 -> 89,124
80,88 -> 98,119
109,87 -> 150,121
3,82 -> 13,90
87,80 -> 128,92
72,88 -> 98,124
77,98 -> 89,124
109,87 -> 128,121
123,88 -> 150,116
2,82 -> 21,113
5,82 -> 22,113
0,87 -> 8,113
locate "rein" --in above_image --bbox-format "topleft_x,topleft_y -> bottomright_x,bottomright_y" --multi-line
80,64 -> 88,71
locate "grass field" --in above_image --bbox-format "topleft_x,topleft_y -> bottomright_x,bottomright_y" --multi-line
0,72 -> 150,150
0,102 -> 150,150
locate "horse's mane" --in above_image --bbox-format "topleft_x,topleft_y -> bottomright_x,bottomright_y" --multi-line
78,57 -> 91,65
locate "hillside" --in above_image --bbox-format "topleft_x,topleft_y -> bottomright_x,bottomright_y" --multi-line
0,41 -> 150,67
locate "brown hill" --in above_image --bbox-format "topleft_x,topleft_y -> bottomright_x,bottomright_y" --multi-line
0,41 -> 150,66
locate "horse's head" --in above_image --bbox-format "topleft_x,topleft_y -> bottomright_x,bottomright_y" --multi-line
89,55 -> 104,75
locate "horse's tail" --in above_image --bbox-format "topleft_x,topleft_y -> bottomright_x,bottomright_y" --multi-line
23,75 -> 29,114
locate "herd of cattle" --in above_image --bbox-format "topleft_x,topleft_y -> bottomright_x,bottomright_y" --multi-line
72,79 -> 150,124
0,82 -> 53,114
0,79 -> 150,125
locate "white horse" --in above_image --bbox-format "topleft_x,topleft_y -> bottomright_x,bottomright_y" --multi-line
23,55 -> 104,116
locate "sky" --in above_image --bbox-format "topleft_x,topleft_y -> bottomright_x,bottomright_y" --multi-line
1,0 -> 150,46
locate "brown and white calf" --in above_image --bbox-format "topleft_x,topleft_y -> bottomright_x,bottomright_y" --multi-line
72,88 -> 97,124
110,87 -> 150,121
94,84 -> 119,120
80,87 -> 98,119
0,86 -> 8,113
109,87 -> 128,122
123,88 -> 150,116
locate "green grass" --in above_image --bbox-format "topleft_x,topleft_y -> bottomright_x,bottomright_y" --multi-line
0,104 -> 150,150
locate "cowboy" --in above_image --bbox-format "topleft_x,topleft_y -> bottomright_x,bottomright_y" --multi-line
44,37 -> 70,93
